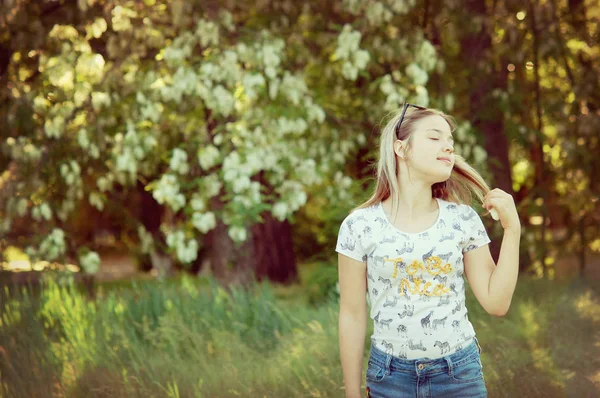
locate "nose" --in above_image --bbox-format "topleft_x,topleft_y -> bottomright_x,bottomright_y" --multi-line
443,142 -> 454,153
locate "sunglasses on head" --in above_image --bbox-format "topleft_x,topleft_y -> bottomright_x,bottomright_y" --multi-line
396,103 -> 427,137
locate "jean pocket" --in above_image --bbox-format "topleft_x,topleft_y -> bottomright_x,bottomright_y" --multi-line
450,356 -> 483,383
366,359 -> 389,383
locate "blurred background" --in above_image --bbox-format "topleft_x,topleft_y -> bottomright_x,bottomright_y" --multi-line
0,0 -> 599,397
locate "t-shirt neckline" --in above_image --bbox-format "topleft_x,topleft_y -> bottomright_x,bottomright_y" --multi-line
378,197 -> 443,236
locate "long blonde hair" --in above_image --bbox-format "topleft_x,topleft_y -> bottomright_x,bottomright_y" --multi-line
352,105 -> 491,220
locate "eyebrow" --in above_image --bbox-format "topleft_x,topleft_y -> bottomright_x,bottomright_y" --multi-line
427,129 -> 454,140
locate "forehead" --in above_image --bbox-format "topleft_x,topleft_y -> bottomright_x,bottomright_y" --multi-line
412,114 -> 452,135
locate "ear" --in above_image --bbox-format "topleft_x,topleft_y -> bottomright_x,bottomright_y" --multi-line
394,140 -> 405,159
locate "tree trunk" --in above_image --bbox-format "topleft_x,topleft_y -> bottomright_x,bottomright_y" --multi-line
250,170 -> 299,285
457,0 -> 514,265
251,212 -> 299,285
204,189 -> 299,288
205,195 -> 256,289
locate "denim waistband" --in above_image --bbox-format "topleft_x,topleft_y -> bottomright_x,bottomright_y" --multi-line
368,336 -> 482,376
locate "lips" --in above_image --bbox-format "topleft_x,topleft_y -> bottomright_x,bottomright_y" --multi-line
437,157 -> 452,164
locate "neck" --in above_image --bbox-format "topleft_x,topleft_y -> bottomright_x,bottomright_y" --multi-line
384,188 -> 437,222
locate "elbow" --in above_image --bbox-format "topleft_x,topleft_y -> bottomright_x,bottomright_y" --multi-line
488,305 -> 509,317
339,305 -> 367,320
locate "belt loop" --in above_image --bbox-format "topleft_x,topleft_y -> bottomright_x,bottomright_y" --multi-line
444,354 -> 454,378
473,336 -> 482,354
385,351 -> 393,376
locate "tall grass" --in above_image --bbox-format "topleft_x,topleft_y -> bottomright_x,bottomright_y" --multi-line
0,269 -> 598,397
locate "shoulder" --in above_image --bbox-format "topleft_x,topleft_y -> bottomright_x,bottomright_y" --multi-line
343,203 -> 379,223
340,203 -> 379,231
439,199 -> 479,221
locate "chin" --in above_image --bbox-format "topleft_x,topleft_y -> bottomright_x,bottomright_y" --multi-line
432,175 -> 451,184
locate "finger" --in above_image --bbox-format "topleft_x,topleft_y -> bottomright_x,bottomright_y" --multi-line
484,198 -> 496,210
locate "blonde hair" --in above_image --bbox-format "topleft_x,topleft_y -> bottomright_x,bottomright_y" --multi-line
352,105 -> 491,220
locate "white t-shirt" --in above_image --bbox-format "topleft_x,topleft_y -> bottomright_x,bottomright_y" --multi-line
335,197 -> 491,360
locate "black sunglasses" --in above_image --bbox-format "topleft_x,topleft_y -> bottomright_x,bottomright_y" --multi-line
396,103 -> 427,137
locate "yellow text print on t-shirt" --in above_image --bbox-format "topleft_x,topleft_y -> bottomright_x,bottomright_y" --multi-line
384,256 -> 454,297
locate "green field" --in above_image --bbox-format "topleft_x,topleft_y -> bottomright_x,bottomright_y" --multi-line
1,266 -> 599,398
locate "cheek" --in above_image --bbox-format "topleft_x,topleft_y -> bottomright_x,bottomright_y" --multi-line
409,141 -> 436,158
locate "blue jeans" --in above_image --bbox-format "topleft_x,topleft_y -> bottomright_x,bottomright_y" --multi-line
365,337 -> 487,398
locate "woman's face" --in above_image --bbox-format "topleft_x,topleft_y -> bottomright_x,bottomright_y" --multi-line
398,114 -> 455,183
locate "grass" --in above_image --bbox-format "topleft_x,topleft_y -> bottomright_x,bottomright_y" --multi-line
0,266 -> 599,398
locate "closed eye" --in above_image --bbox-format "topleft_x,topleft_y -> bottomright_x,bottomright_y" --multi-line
431,137 -> 454,145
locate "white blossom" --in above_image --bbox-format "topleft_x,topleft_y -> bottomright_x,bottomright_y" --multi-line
473,146 -> 487,164
412,85 -> 430,107
192,211 -> 217,233
272,202 -> 288,221
242,73 -> 266,101
91,92 -> 111,111
39,228 -> 66,261
89,192 -> 104,211
388,0 -> 417,14
333,25 -> 370,81
416,39 -> 437,71
201,174 -> 222,198
166,230 -> 198,263
213,85 -> 235,116
38,203 -> 52,221
190,195 -> 206,211
44,116 -> 66,138
152,174 -> 186,212
213,133 -> 224,146
445,93 -> 455,111
342,0 -> 363,14
296,158 -> 322,185
77,129 -> 90,149
33,96 -> 51,114
335,25 -> 362,59
228,225 -> 247,242
170,148 -> 189,175
86,18 -> 108,39
17,198 -> 28,217
281,72 -> 307,105
111,6 -> 136,32
232,175 -> 252,193
97,175 -> 113,192
60,160 -> 81,186
405,63 -> 428,86
75,53 -> 105,84
306,100 -> 326,123
366,2 -> 393,25
269,78 -> 280,99
197,145 -> 221,170
195,19 -> 220,47
381,75 -> 409,111
79,251 -> 101,274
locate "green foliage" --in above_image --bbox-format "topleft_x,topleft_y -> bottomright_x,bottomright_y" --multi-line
1,0 -> 599,279
1,273 -> 599,397
0,0 -> 442,271
302,261 -> 341,306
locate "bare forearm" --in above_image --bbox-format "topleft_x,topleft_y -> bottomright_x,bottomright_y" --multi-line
488,227 -> 521,315
339,310 -> 367,398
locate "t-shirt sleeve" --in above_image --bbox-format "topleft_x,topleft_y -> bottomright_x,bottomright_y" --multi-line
462,205 -> 491,253
335,213 -> 368,263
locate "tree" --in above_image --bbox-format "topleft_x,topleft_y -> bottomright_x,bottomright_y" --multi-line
3,0 -> 467,286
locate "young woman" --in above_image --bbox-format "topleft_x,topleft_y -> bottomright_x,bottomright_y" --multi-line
336,104 -> 521,398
